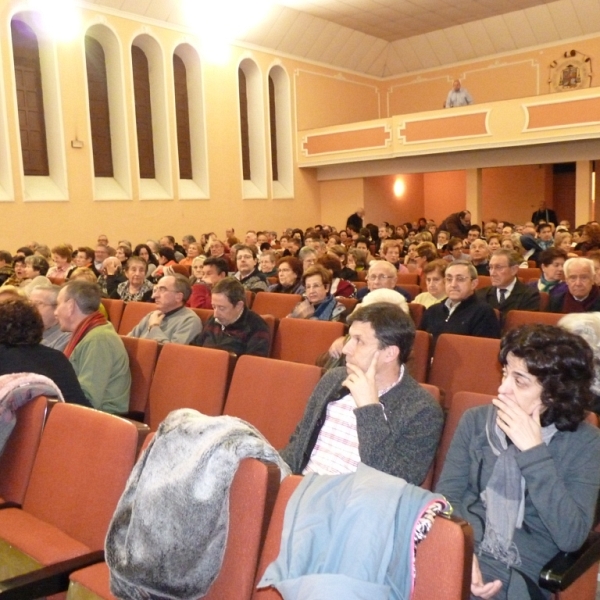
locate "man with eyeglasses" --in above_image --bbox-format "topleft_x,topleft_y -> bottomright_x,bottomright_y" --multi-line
476,249 -> 540,321
30,284 -> 71,351
549,257 -> 600,313
128,274 -> 202,345
419,260 -> 500,345
356,260 -> 412,302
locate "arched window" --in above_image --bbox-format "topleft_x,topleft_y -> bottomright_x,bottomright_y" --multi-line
173,54 -> 192,180
85,36 -> 113,178
11,19 -> 49,176
131,45 -> 155,179
238,59 -> 266,198
268,65 -> 293,198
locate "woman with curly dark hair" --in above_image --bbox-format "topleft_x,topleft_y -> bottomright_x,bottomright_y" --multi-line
133,243 -> 159,278
0,299 -> 89,406
268,257 -> 305,295
436,324 -> 600,600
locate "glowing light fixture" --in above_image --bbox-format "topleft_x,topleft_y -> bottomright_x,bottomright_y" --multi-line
183,0 -> 276,63
31,0 -> 81,42
393,178 -> 406,198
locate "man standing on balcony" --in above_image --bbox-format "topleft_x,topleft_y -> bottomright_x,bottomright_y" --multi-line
445,79 -> 473,108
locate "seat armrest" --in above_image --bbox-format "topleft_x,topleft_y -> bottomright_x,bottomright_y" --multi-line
539,532 -> 600,592
0,550 -> 104,600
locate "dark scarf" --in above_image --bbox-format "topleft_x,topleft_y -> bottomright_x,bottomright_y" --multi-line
64,311 -> 108,358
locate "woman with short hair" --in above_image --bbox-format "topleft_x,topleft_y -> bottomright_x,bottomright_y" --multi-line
436,325 -> 600,600
111,257 -> 154,302
268,257 -> 305,295
47,244 -> 73,283
288,265 -> 346,322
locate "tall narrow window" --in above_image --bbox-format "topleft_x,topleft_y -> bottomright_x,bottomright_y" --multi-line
131,45 -> 155,179
268,75 -> 278,182
173,55 -> 192,180
85,36 -> 113,177
238,68 -> 251,181
11,19 -> 49,176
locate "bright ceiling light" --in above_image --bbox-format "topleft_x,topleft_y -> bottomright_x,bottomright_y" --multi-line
183,0 -> 277,62
30,0 -> 81,42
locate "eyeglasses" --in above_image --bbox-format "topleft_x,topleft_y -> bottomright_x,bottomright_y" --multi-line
445,275 -> 472,284
367,274 -> 395,282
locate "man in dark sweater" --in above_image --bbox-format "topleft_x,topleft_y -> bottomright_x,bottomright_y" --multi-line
191,277 -> 270,357
280,303 -> 443,484
419,260 -> 500,346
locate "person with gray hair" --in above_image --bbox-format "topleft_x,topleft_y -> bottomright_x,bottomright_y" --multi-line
559,312 -> 600,413
128,274 -> 202,345
549,257 -> 600,313
30,284 -> 71,351
54,280 -> 130,414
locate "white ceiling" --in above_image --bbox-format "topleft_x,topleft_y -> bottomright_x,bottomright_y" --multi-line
87,0 -> 600,77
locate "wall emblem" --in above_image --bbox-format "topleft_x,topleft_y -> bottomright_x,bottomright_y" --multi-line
548,50 -> 592,92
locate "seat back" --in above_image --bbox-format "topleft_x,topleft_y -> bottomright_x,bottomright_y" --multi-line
412,514 -> 474,600
145,344 -> 232,431
100,298 -> 125,331
539,291 -> 550,311
245,290 -> 255,308
23,403 -> 138,550
204,459 -> 280,600
272,318 -> 345,365
517,267 -> 542,282
397,273 -> 419,285
253,476 -> 473,600
408,302 -> 425,328
118,302 -> 156,335
399,283 -> 422,300
432,391 -> 494,487
252,293 -> 303,319
407,330 -> 432,383
119,336 -> 159,417
0,395 -> 47,505
224,356 -> 322,449
191,308 -> 214,324
503,309 -> 562,334
336,296 -> 357,316
427,334 -> 501,409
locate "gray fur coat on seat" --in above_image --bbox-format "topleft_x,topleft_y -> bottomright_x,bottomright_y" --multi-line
105,408 -> 290,600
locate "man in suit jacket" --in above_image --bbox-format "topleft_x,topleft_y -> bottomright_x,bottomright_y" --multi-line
476,249 -> 540,322
531,201 -> 558,226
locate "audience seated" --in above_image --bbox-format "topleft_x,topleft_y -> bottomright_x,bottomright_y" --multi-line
46,243 -> 73,283
133,243 -> 158,278
55,279 -> 130,413
97,256 -> 127,297
281,302 -> 443,484
469,239 -> 490,276
419,260 -> 500,346
413,260 -> 447,308
128,274 -> 202,344
357,260 -> 411,302
435,325 -> 600,599
476,249 -> 540,321
20,255 -> 50,296
0,298 -> 89,405
234,245 -> 268,292
268,256 -> 305,294
191,277 -> 270,357
529,247 -> 567,298
29,284 -> 71,351
187,256 -> 228,309
111,257 -> 154,302
288,264 -> 346,322
317,254 -> 356,298
549,256 -> 600,313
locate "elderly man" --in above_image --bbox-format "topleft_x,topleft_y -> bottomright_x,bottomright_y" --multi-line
437,210 -> 471,240
549,257 -> 600,313
281,302 -> 443,483
476,249 -> 540,320
160,235 -> 184,262
469,238 -> 490,276
192,277 -> 270,357
55,280 -> 130,414
30,284 -> 71,351
128,274 -> 202,344
419,260 -> 500,345
234,245 -> 268,292
357,260 -> 411,302
299,246 -> 318,272
445,79 -> 473,108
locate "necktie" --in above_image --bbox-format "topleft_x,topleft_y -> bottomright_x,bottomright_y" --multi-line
499,288 -> 507,303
